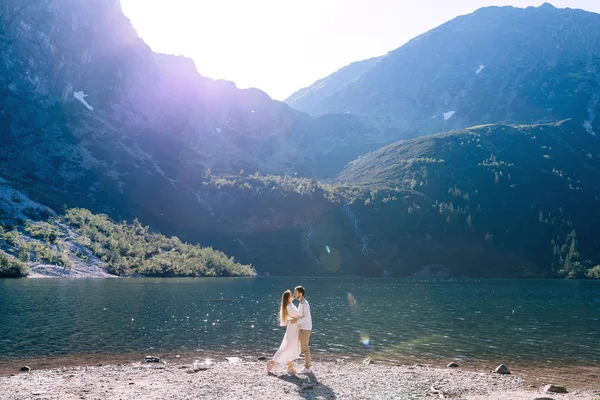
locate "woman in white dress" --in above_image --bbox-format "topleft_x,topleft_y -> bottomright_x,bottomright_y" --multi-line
266,289 -> 302,374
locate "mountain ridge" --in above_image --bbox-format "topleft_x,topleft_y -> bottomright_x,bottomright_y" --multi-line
285,3 -> 600,150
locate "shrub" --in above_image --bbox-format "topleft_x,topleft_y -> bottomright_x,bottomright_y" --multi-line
586,265 -> 600,279
0,251 -> 30,277
2,230 -> 20,246
25,222 -> 60,243
17,242 -> 33,262
63,208 -> 255,277
56,253 -> 73,269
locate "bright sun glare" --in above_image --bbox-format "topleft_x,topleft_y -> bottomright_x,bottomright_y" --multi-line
120,0 -> 338,100
121,0 -> 600,100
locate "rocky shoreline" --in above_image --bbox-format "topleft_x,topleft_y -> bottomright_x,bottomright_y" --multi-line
0,357 -> 597,400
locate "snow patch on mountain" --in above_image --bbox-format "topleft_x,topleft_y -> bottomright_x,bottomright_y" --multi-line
583,97 -> 597,136
444,111 -> 456,120
73,91 -> 94,110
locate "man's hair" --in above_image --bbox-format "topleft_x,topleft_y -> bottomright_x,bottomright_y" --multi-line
294,286 -> 305,296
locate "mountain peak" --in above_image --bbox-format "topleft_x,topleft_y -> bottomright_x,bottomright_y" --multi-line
285,2 -> 600,148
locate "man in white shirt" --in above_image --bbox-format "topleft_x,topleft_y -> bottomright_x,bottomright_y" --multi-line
293,285 -> 312,373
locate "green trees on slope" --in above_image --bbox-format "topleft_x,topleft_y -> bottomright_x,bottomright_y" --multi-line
0,208 -> 255,278
555,230 -> 596,279
63,208 -> 255,277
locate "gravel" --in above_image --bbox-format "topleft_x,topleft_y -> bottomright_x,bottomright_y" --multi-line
0,359 -> 597,399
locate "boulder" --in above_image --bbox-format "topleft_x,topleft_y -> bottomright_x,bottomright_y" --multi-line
447,362 -> 459,368
257,356 -> 267,361
20,366 -> 30,372
187,367 -> 208,373
362,357 -> 374,365
543,385 -> 567,394
144,356 -> 161,363
494,364 -> 510,374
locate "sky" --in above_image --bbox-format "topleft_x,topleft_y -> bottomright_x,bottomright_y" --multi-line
120,0 -> 600,101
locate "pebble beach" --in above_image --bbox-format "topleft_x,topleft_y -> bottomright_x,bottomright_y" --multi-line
1,357 -> 598,400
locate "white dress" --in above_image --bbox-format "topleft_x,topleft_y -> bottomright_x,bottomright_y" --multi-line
272,303 -> 302,364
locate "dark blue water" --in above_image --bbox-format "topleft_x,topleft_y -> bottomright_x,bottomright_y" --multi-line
0,278 -> 598,367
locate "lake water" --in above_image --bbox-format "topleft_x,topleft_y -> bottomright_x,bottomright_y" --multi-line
0,278 -> 599,369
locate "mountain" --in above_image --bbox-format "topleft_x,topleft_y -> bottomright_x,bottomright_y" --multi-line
0,0 -> 368,274
285,56 -> 381,115
8,119 -> 598,279
0,0 -> 340,276
337,120 -> 600,278
286,4 -> 600,154
180,121 -> 600,279
0,0 -> 372,216
1,1 -> 600,278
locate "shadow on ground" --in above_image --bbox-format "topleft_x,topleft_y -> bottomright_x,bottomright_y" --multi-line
276,372 -> 336,399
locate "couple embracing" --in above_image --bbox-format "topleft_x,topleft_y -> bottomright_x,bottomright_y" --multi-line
266,286 -> 312,374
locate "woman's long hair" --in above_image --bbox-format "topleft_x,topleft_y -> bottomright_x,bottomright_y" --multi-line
280,290 -> 292,326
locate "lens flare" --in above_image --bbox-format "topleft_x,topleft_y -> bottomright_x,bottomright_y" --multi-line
347,293 -> 359,314
319,246 -> 340,272
360,333 -> 370,346
347,293 -> 356,305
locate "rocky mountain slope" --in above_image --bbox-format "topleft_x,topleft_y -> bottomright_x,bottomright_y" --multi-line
0,0 -> 369,221
286,4 -> 600,153
0,179 -> 254,278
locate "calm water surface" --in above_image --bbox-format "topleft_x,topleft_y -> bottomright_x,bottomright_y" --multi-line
0,278 -> 598,367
